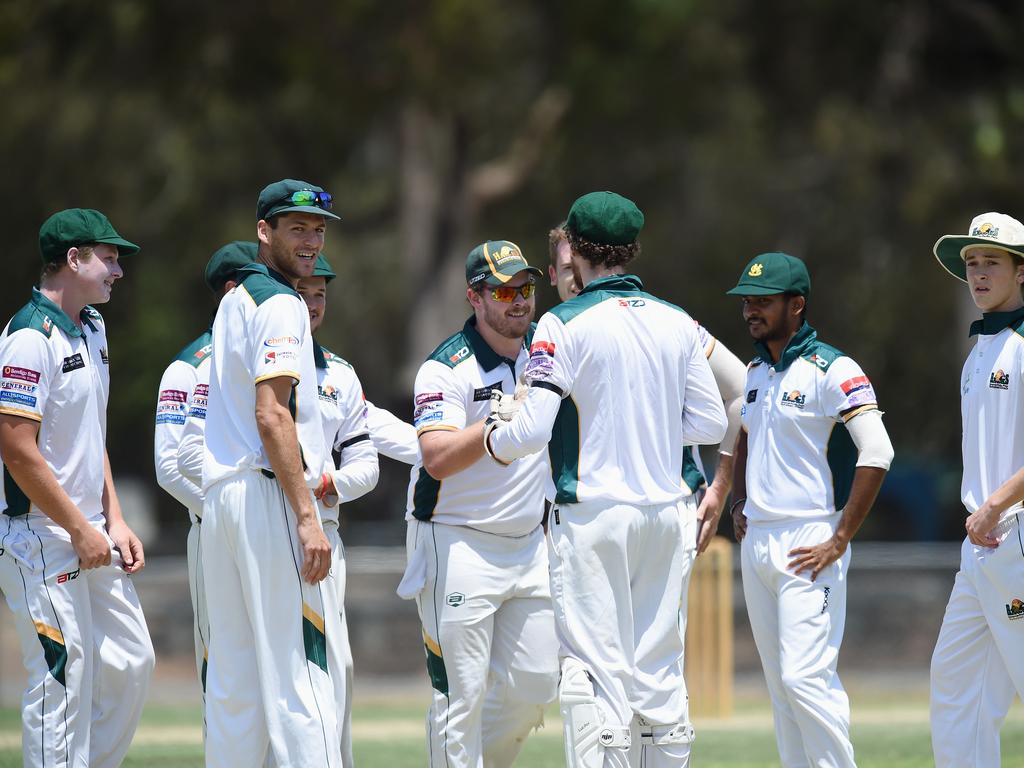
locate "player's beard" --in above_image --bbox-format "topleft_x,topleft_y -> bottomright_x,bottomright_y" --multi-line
482,298 -> 534,341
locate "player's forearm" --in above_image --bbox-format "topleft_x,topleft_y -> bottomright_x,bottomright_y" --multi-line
101,451 -> 127,527
0,430 -> 92,535
709,452 -> 735,495
331,440 -> 380,502
982,465 -> 1024,515
731,430 -> 748,502
155,450 -> 203,509
419,422 -> 486,479
833,466 -> 887,546
366,403 -> 419,464
256,403 -> 319,525
488,386 -> 560,462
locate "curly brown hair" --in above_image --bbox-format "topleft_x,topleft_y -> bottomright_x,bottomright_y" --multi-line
566,229 -> 641,270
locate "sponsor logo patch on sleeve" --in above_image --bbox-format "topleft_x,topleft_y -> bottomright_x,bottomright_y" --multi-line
0,390 -> 37,408
3,366 -> 40,384
415,392 -> 443,406
840,375 -> 877,407
263,335 -> 300,348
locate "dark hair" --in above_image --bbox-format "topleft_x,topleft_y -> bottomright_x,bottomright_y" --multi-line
566,229 -> 640,270
40,244 -> 94,282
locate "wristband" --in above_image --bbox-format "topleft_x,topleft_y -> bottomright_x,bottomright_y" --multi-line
729,497 -> 747,514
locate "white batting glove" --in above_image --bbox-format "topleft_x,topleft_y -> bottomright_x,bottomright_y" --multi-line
488,388 -> 521,422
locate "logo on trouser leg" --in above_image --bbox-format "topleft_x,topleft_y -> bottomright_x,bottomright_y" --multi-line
820,586 -> 831,614
1007,598 -> 1024,620
446,592 -> 465,607
56,569 -> 80,585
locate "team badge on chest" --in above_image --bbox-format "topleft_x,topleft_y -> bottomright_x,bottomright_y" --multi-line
989,369 -> 1010,390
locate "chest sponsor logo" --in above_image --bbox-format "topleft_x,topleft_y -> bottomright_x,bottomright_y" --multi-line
446,592 -> 465,607
3,366 -> 40,384
449,345 -> 470,365
263,335 -> 299,348
100,347 -> 109,365
780,390 -> 806,409
0,390 -> 37,408
473,385 -> 502,402
62,353 -> 85,373
1007,598 -> 1024,620
415,392 -> 443,406
318,384 -> 339,404
990,369 -> 1010,390
616,298 -> 646,307
746,388 -> 758,403
56,568 -> 80,585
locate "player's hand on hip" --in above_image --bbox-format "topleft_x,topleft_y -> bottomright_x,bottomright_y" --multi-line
107,520 -> 146,573
966,503 -> 1001,548
731,500 -> 748,542
70,522 -> 112,570
787,537 -> 846,581
297,518 -> 331,583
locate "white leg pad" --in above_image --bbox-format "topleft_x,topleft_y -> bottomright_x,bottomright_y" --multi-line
559,657 -> 631,768
638,719 -> 695,746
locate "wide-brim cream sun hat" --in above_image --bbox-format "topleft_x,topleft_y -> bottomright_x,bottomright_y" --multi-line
933,212 -> 1024,282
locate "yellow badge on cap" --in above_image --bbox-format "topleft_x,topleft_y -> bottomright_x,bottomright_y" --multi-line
972,222 -> 999,238
748,263 -> 764,277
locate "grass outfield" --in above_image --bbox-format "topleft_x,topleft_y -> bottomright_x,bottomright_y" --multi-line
0,696 -> 1020,766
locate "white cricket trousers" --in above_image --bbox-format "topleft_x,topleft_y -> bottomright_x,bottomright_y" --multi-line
187,518 -> 210,718
323,520 -> 355,768
548,498 -> 694,768
202,470 -> 342,768
0,515 -> 154,768
930,513 -> 1024,768
403,519 -> 559,768
741,515 -> 855,768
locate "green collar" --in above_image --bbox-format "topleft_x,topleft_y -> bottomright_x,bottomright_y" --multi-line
969,306 -> 1024,337
312,338 -> 327,370
578,273 -> 644,295
236,262 -> 299,295
30,288 -> 90,338
463,316 -> 523,373
753,322 -> 816,372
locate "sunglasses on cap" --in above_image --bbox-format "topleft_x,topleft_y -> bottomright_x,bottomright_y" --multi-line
279,190 -> 334,210
489,282 -> 536,302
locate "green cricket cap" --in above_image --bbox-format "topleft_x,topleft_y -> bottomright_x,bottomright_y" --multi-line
312,253 -> 336,282
38,208 -> 139,263
465,240 -> 543,287
565,191 -> 644,246
726,252 -> 811,297
257,179 -> 340,222
204,241 -> 257,294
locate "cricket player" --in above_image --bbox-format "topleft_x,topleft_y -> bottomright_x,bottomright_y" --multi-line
0,208 -> 155,767
930,213 -> 1024,766
399,239 -> 559,767
488,191 -> 728,768
201,179 -> 339,767
299,253 -> 380,767
153,240 -> 255,708
727,252 -> 893,768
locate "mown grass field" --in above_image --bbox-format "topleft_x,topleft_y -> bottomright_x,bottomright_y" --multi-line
0,691 -> 1021,767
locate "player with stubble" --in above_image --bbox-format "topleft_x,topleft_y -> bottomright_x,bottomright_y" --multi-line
201,180 -> 339,767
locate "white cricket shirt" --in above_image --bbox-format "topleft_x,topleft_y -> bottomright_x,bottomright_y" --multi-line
154,330 -> 211,522
203,264 -> 326,489
0,290 -> 111,525
490,274 -> 727,505
405,317 -> 548,536
960,310 -> 1024,520
740,323 -> 879,523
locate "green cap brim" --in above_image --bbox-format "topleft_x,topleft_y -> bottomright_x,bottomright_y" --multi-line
725,283 -> 788,296
931,235 -> 1024,283
95,236 -> 140,256
480,265 -> 544,286
265,205 -> 341,222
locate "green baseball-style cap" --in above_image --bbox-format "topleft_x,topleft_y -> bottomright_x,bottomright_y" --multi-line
311,253 -> 336,282
726,252 -> 811,297
465,240 -> 543,287
933,212 -> 1024,283
204,241 -> 257,293
256,179 -> 340,222
38,208 -> 139,263
565,191 -> 644,246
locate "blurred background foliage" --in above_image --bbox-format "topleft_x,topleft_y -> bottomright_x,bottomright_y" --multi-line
1,0 -> 1020,549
